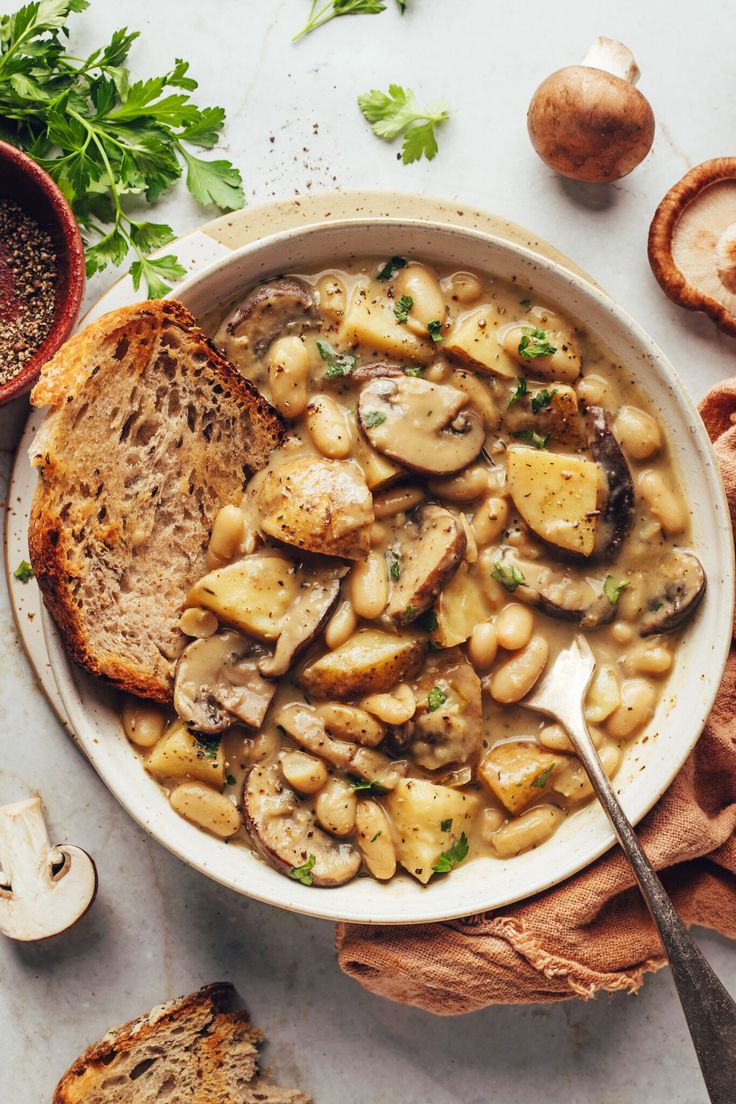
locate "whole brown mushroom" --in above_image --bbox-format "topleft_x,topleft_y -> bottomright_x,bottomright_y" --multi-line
527,37 -> 655,184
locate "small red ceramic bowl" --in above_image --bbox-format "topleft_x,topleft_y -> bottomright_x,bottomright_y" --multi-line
0,139 -> 85,406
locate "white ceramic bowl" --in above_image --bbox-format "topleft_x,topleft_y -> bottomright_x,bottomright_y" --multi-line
43,218 -> 734,924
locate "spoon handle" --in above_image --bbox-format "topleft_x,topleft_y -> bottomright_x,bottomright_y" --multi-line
570,727 -> 736,1103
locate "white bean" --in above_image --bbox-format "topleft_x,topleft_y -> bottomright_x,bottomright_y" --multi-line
489,635 -> 549,703
472,496 -> 509,546
638,470 -> 687,534
122,698 -> 167,748
479,805 -> 506,842
495,603 -> 534,651
316,273 -> 347,323
626,641 -> 673,677
450,369 -> 501,429
349,550 -> 388,620
395,262 -> 446,335
606,678 -> 656,738
468,621 -> 498,672
267,334 -> 310,419
360,684 -> 416,725
614,406 -> 662,460
355,801 -> 396,880
552,742 -> 621,802
305,394 -> 352,459
316,702 -> 386,747
169,782 -> 241,838
490,805 -> 564,858
449,271 -> 484,303
315,778 -> 357,837
206,503 -> 244,568
179,606 -> 218,639
429,465 -> 489,502
280,750 -> 329,794
584,664 -> 621,723
324,599 -> 357,650
373,484 -> 425,520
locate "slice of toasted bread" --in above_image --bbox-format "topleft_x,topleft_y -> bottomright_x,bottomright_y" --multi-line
52,982 -> 311,1104
28,300 -> 284,702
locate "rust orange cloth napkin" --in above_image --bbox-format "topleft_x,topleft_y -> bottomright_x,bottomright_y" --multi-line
336,382 -> 736,1014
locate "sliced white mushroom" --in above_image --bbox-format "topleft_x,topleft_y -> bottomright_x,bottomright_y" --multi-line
358,376 -> 485,476
217,277 -> 318,370
386,504 -> 466,625
639,550 -> 706,635
174,630 -> 277,734
0,797 -> 97,941
509,556 -> 617,629
243,762 -> 361,887
258,567 -> 344,678
587,406 -> 635,560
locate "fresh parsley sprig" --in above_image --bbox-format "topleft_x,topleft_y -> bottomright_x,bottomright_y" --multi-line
492,558 -> 525,593
432,832 -> 469,874
317,339 -> 356,378
0,0 -> 244,297
357,83 -> 450,163
288,855 -> 317,886
518,327 -> 557,361
603,575 -> 629,604
293,0 -> 386,41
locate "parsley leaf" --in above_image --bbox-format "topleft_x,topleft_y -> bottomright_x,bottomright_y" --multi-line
388,552 -> 401,580
293,0 -> 386,41
199,739 -> 220,760
603,575 -> 629,605
394,293 -> 413,323
492,558 -> 525,592
0,2 -> 243,296
377,256 -> 406,281
403,365 -> 423,377
13,559 -> 34,583
507,378 -> 528,409
520,298 -> 532,309
317,339 -> 357,378
349,776 -> 389,795
518,327 -> 557,361
432,832 -> 469,874
531,388 -> 557,415
531,764 -> 554,789
440,818 -> 453,832
357,83 -> 450,163
427,319 -> 444,342
363,410 -> 387,428
370,830 -> 383,842
396,0 -> 407,9
427,685 -> 447,712
513,429 -> 549,450
418,608 -> 438,632
288,855 -> 317,886
226,774 -> 237,786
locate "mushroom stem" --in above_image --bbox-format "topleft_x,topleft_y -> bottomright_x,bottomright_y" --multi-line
582,36 -> 640,84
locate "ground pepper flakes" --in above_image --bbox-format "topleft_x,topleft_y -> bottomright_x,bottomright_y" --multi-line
0,198 -> 56,385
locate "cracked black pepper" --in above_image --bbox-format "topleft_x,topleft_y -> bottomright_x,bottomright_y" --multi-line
0,198 -> 56,386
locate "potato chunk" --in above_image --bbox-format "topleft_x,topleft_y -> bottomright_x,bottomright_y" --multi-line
479,740 -> 562,814
444,306 -> 517,377
146,720 -> 225,787
506,445 -> 600,556
349,411 -> 403,490
186,554 -> 297,640
299,629 -> 425,699
257,455 -> 374,560
343,280 -> 434,364
433,565 -> 492,647
386,778 -> 480,884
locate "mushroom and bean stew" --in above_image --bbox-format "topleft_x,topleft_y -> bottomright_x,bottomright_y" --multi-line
122,258 -> 705,887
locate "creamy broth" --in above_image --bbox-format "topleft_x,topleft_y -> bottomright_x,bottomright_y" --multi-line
122,257 -> 704,888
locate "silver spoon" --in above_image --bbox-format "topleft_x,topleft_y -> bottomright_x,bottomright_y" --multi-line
523,635 -> 736,1104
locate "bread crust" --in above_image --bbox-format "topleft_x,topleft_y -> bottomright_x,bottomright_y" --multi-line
29,300 -> 285,702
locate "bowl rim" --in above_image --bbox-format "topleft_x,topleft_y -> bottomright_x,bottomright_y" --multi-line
42,215 -> 735,924
0,139 -> 86,406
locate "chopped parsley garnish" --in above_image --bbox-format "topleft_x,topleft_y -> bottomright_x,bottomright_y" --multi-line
394,294 -> 414,324
440,818 -> 453,832
531,764 -> 554,789
288,855 -> 316,886
518,327 -> 557,361
363,410 -> 387,428
513,429 -> 549,450
603,575 -> 629,605
317,339 -> 357,378
402,604 -> 417,622
377,256 -> 407,281
427,319 -> 444,342
396,0 -> 407,10
370,830 -> 383,842
492,558 -> 525,592
427,685 -> 447,712
531,388 -> 557,415
507,378 -> 528,409
403,365 -> 423,377
432,832 -> 469,874
520,298 -> 532,309
418,608 -> 438,632
358,84 -> 450,164
349,775 -> 389,795
200,740 -> 220,760
293,0 -> 387,41
388,552 -> 401,580
226,774 -> 237,786
13,560 -> 34,583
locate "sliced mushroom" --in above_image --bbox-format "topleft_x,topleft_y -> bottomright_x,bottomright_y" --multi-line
587,406 -> 635,560
244,762 -> 361,887
257,454 -> 374,560
357,376 -> 485,476
406,652 -> 483,771
511,556 -> 616,629
0,797 -> 97,941
217,277 -> 318,370
258,567 -> 344,679
386,504 -> 466,625
351,361 -> 405,382
174,631 -> 277,734
639,550 -> 706,635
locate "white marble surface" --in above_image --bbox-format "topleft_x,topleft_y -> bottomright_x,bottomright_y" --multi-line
1,1 -> 735,1100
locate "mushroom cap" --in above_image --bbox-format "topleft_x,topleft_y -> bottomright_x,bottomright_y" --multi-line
649,158 -> 736,335
174,631 -> 276,734
527,65 -> 655,183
